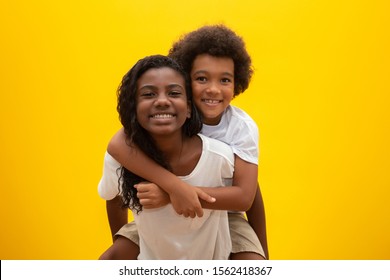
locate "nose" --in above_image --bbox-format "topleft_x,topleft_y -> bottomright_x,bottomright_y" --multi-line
154,93 -> 170,107
205,82 -> 221,95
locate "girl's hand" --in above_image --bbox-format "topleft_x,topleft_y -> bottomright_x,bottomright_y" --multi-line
136,181 -> 216,217
135,182 -> 170,209
168,181 -> 216,218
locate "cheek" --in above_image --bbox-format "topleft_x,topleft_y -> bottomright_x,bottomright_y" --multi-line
192,98 -> 202,110
225,89 -> 235,101
191,83 -> 202,97
136,103 -> 147,123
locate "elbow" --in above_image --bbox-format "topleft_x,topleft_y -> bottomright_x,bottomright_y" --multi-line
235,196 -> 255,212
107,128 -> 127,158
238,190 -> 257,211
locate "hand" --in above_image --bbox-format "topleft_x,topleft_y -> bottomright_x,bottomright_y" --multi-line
168,182 -> 216,218
135,182 -> 170,209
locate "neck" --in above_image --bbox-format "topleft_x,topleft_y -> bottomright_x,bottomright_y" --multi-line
152,133 -> 186,165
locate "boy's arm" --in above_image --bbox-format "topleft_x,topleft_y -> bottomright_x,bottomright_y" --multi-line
134,155 -> 260,213
106,196 -> 128,242
246,186 -> 269,259
107,128 -> 215,218
134,156 -> 269,258
199,156 -> 258,211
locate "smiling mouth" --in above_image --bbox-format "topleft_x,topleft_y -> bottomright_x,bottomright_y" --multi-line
202,99 -> 222,104
150,113 -> 175,119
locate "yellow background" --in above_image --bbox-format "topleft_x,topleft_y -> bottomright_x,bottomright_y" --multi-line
1,0 -> 389,260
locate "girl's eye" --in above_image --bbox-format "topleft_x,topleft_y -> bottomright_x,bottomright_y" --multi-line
140,92 -> 155,97
169,91 -> 182,97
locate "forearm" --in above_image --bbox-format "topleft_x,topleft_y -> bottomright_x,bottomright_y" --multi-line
106,196 -> 128,240
246,186 -> 269,259
108,128 -> 210,218
199,185 -> 254,211
107,128 -> 185,194
200,156 -> 258,211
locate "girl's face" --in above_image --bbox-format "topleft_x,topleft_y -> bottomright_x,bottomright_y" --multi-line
190,54 -> 235,125
136,67 -> 190,138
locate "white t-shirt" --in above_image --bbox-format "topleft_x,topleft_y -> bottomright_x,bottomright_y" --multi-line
98,134 -> 234,260
201,105 -> 259,165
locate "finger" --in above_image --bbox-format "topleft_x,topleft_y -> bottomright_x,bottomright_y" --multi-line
197,190 -> 216,203
135,184 -> 148,192
136,188 -> 149,197
142,204 -> 153,209
195,207 -> 204,218
137,190 -> 149,196
140,198 -> 152,207
137,186 -> 153,195
137,192 -> 148,199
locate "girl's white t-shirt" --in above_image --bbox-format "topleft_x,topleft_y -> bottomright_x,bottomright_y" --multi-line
98,134 -> 234,259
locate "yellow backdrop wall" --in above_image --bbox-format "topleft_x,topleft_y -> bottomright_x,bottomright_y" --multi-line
1,0 -> 389,259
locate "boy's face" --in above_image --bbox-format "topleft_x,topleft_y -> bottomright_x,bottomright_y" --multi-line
136,67 -> 190,138
190,54 -> 234,125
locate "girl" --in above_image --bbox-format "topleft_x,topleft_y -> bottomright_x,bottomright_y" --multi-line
98,55 -> 234,259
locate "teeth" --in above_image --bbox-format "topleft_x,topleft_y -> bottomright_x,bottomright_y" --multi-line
204,99 -> 220,104
152,114 -> 174,119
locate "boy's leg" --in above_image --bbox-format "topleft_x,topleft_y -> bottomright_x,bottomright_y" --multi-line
228,212 -> 266,260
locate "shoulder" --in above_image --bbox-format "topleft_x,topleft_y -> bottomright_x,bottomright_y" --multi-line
104,151 -> 121,168
98,151 -> 121,200
227,106 -> 257,127
225,105 -> 258,138
226,105 -> 253,118
223,106 -> 260,164
198,134 -> 234,164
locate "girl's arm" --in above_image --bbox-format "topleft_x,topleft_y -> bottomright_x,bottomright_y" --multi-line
246,186 -> 269,259
106,196 -> 128,242
107,128 -> 215,218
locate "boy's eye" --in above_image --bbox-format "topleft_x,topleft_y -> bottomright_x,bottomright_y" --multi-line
221,78 -> 232,83
195,76 -> 207,82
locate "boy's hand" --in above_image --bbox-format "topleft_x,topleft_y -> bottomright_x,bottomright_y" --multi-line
168,182 -> 216,218
136,182 -> 170,209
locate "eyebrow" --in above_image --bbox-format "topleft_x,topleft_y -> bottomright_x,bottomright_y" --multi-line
192,70 -> 234,78
139,83 -> 185,90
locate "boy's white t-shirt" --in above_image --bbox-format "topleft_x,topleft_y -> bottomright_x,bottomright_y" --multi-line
201,105 -> 259,165
98,134 -> 234,260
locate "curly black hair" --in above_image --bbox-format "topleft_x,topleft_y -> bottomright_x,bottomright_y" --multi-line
116,55 -> 202,212
168,24 -> 253,96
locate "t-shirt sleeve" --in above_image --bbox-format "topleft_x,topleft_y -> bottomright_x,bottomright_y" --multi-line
230,118 -> 259,165
220,144 -> 235,180
97,151 -> 122,200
